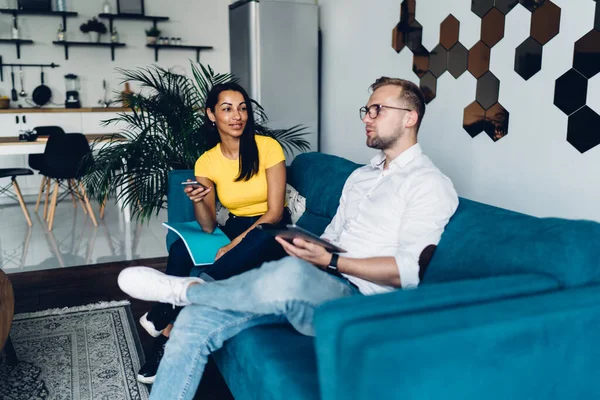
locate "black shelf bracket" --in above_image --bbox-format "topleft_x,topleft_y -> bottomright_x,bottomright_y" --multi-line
147,44 -> 213,62
53,41 -> 125,61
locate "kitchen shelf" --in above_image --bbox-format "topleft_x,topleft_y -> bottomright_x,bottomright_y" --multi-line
98,13 -> 169,32
0,8 -> 78,30
146,44 -> 213,62
0,38 -> 33,59
53,41 -> 126,61
0,107 -> 129,114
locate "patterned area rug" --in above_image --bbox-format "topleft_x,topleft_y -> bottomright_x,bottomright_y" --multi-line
0,301 -> 149,400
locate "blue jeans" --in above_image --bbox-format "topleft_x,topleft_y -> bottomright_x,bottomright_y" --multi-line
149,257 -> 360,400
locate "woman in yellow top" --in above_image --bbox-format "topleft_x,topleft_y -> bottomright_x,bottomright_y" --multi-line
136,82 -> 291,384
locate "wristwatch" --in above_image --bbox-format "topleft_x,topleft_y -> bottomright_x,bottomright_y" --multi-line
327,253 -> 339,273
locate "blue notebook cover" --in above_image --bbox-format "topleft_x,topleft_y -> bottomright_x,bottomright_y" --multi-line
162,222 -> 231,266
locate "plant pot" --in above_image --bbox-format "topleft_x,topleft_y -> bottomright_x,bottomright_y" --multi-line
147,36 -> 158,45
89,32 -> 100,43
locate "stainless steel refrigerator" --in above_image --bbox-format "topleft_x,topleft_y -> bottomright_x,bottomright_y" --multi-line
229,0 -> 319,157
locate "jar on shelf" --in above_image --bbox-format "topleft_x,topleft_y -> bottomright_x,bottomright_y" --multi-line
57,23 -> 65,42
111,28 -> 119,43
102,0 -> 111,14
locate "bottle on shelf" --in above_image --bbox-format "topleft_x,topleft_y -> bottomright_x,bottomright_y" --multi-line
11,16 -> 18,39
56,0 -> 66,12
111,28 -> 119,43
121,82 -> 133,107
102,0 -> 111,14
57,23 -> 65,42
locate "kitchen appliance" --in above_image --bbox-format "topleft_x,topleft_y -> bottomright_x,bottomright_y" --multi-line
64,73 -> 81,108
229,0 -> 319,155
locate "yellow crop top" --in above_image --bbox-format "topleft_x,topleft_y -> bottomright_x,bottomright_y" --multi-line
194,135 -> 285,217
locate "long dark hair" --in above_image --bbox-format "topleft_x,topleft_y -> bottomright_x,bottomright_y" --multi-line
203,82 -> 259,181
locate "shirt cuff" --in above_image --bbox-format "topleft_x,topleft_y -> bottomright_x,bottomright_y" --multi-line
394,250 -> 421,289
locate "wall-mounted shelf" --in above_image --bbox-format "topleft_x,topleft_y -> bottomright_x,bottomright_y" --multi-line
0,38 -> 33,59
53,41 -> 125,61
146,44 -> 213,62
0,9 -> 78,30
99,13 -> 169,32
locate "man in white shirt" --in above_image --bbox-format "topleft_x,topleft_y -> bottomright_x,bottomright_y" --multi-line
118,77 -> 459,399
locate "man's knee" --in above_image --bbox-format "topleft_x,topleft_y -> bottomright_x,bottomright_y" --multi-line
255,257 -> 321,300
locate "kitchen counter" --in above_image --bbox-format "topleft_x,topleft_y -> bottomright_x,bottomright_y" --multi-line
0,107 -> 130,114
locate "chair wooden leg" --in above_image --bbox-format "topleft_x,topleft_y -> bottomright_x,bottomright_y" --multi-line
79,182 -> 98,227
72,180 -> 87,214
48,180 -> 60,231
12,178 -> 32,227
35,176 -> 46,212
43,177 -> 51,220
68,179 -> 77,209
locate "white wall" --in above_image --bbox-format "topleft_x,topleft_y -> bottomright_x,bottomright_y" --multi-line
0,0 -> 230,108
318,0 -> 600,222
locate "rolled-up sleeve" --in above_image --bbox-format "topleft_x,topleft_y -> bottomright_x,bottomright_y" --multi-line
394,172 -> 458,288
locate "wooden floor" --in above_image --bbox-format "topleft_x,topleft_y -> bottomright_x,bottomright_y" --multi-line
7,258 -> 234,400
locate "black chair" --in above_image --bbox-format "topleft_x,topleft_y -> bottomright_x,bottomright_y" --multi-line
39,133 -> 98,231
0,168 -> 34,226
31,126 -> 66,216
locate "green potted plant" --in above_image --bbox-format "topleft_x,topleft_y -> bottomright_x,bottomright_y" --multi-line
82,62 -> 310,222
145,26 -> 161,44
80,17 -> 107,42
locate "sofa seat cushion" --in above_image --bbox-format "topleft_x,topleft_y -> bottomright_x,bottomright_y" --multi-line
213,324 -> 320,400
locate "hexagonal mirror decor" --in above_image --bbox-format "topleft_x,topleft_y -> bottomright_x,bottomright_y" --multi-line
530,1 -> 561,45
468,41 -> 491,79
484,103 -> 510,141
553,68 -> 588,116
401,0 -> 416,25
573,29 -> 600,79
406,20 -> 424,52
412,45 -> 430,78
448,42 -> 468,78
518,0 -> 547,12
420,71 -> 437,104
495,0 -> 519,15
463,101 -> 486,137
471,0 -> 495,18
567,106 -> 600,153
481,7 -> 505,48
440,14 -> 460,50
429,44 -> 448,78
514,37 -> 543,80
476,71 -> 500,110
392,23 -> 406,53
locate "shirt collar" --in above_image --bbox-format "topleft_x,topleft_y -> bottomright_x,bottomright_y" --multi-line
369,143 -> 422,171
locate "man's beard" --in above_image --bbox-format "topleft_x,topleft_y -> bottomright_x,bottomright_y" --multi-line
366,129 -> 403,150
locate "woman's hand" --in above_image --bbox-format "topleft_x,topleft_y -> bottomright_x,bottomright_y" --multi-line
184,180 -> 212,203
215,237 -> 242,261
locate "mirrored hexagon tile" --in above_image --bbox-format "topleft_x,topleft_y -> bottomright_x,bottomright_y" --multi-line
553,68 -> 588,116
484,102 -> 510,141
481,7 -> 505,48
518,0 -> 547,12
392,23 -> 407,53
412,45 -> 430,78
573,29 -> 600,79
567,106 -> 600,153
514,37 -> 543,80
429,44 -> 449,78
401,0 -> 416,25
463,101 -> 486,137
440,14 -> 460,50
495,0 -> 519,15
468,41 -> 491,79
476,71 -> 500,110
406,20 -> 424,52
420,72 -> 437,104
530,1 -> 561,45
448,42 -> 468,78
471,0 -> 495,18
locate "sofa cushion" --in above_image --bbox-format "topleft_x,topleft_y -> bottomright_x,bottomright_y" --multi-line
288,152 -> 361,223
213,324 -> 319,400
426,198 -> 600,288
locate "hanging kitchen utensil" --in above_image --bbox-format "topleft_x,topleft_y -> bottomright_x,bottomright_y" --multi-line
32,67 -> 52,107
19,67 -> 26,97
10,67 -> 17,101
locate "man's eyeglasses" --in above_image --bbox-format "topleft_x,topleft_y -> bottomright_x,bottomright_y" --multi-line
359,104 -> 413,120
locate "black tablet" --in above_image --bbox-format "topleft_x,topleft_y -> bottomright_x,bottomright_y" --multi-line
257,224 -> 347,253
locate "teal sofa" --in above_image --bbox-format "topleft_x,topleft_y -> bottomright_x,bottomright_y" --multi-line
167,152 -> 600,400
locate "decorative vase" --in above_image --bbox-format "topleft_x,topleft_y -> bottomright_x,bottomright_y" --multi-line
146,36 -> 157,45
89,31 -> 100,43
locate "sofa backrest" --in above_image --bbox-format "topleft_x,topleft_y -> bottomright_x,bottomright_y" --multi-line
425,198 -> 600,288
288,152 -> 362,235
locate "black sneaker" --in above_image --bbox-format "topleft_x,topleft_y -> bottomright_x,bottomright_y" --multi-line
144,303 -> 181,334
138,335 -> 168,384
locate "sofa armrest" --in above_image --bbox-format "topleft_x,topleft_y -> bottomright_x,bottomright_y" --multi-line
314,274 -> 562,400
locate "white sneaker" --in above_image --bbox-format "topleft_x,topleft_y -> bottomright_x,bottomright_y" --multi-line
139,312 -> 163,338
117,267 -> 204,306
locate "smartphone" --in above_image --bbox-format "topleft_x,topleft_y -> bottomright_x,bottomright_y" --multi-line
181,181 -> 208,190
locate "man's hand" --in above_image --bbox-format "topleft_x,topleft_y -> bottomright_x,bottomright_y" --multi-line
275,237 -> 332,269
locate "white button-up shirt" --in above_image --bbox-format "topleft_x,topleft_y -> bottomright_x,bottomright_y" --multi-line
321,144 -> 458,295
